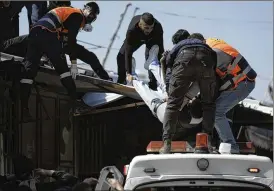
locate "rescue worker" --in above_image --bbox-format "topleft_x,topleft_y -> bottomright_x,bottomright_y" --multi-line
163,29 -> 191,92
205,37 -> 257,153
160,32 -> 218,154
45,1 -> 112,81
20,2 -> 100,122
117,12 -> 164,90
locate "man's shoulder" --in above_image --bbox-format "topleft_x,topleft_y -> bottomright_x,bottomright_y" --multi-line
127,15 -> 141,32
154,18 -> 163,30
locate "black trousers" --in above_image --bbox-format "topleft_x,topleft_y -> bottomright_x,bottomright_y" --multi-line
0,34 -> 110,80
163,47 -> 218,140
63,44 -> 110,80
116,42 -> 157,89
20,27 -> 76,109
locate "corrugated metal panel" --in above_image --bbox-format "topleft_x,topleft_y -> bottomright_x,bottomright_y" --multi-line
39,96 -> 57,169
75,102 -> 162,179
0,96 -> 14,174
21,94 -> 38,166
59,99 -> 75,174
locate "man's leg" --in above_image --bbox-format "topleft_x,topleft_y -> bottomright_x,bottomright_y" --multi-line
198,67 -> 217,135
72,44 -> 111,80
215,80 -> 255,153
46,41 -> 77,104
145,46 -> 158,90
145,45 -> 167,93
161,52 -> 196,154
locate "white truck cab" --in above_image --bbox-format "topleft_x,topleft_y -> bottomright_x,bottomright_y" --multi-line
124,153 -> 273,190
96,133 -> 273,191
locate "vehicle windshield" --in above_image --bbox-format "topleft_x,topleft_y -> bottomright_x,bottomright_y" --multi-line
134,180 -> 271,191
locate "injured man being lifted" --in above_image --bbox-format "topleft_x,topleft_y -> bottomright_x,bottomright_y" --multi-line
132,45 -> 203,134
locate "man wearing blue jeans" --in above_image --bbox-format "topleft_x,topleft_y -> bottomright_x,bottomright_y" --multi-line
215,80 -> 255,153
205,37 -> 257,153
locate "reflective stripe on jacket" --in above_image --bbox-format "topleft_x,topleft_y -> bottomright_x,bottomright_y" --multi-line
33,7 -> 85,33
206,38 -> 257,91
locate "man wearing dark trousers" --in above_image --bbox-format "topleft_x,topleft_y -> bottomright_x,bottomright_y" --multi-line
20,2 -> 100,122
46,1 -> 111,81
117,12 -> 164,90
160,33 -> 218,154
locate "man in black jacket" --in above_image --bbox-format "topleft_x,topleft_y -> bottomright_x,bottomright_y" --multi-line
160,33 -> 218,154
117,12 -> 164,90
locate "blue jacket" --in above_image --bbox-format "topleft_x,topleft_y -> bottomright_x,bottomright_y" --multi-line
165,38 -> 212,68
165,38 -> 213,91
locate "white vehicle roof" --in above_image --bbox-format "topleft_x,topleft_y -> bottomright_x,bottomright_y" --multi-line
124,153 -> 273,190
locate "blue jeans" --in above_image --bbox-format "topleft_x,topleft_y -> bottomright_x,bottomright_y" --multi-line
215,80 -> 255,153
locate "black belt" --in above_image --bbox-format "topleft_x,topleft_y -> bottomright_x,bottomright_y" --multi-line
183,47 -> 211,52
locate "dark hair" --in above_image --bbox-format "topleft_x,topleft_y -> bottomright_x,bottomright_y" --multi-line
172,29 -> 190,44
189,98 -> 202,119
188,33 -> 205,41
141,12 -> 155,25
86,1 -> 100,15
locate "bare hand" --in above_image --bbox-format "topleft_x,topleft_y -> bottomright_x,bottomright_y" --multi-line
162,50 -> 170,57
160,50 -> 170,64
107,178 -> 124,191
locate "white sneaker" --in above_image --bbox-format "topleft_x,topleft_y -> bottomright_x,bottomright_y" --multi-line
144,45 -> 159,70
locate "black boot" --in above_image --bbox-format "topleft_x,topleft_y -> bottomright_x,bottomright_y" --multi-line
159,139 -> 171,154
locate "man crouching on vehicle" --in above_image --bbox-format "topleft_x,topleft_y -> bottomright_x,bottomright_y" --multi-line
160,32 -> 219,154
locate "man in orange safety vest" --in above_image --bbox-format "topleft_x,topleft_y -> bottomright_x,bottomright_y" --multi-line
206,37 -> 257,153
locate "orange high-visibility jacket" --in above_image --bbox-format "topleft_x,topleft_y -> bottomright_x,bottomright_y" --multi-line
206,38 -> 257,91
33,7 -> 85,33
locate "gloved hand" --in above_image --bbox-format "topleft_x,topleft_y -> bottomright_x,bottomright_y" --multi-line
70,60 -> 78,79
